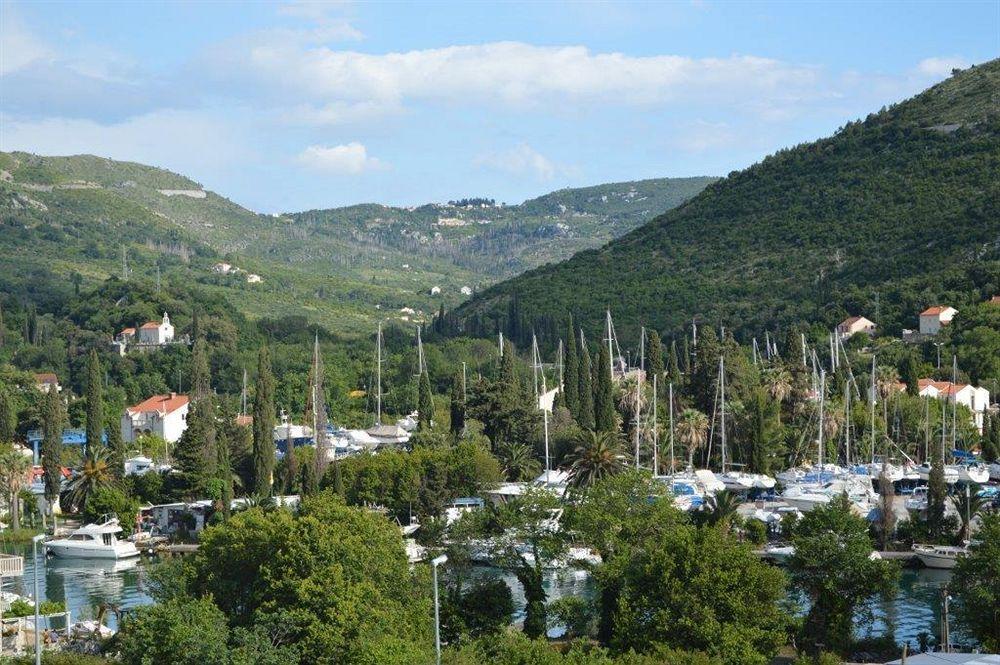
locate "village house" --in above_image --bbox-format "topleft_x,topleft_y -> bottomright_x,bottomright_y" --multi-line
917,378 -> 991,432
212,262 -> 233,274
34,372 -> 60,393
138,312 -> 174,345
121,393 -> 189,444
835,316 -> 876,339
918,305 -> 958,335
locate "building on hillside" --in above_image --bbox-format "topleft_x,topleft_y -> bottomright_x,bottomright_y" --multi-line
919,305 -> 958,335
34,373 -> 61,393
917,378 -> 991,432
122,393 -> 189,444
138,312 -> 174,345
835,315 -> 876,339
245,273 -> 262,283
212,262 -> 233,274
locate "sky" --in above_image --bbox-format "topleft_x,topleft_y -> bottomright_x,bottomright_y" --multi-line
1,1 -> 998,213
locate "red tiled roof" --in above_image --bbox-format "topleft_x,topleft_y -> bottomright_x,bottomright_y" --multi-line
120,327 -> 136,335
235,414 -> 253,427
139,321 -> 160,330
34,372 -> 58,384
127,393 -> 189,416
918,378 -> 969,395
920,306 -> 948,316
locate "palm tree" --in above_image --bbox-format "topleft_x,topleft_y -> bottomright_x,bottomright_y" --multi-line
64,446 -> 115,513
875,366 -> 901,401
498,440 -> 540,482
676,408 -> 709,469
703,489 -> 741,529
0,444 -> 31,529
764,367 -> 793,403
616,376 -> 647,425
953,488 -> 986,542
567,430 -> 625,488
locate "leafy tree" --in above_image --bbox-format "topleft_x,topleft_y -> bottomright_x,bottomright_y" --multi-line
609,518 -> 787,664
418,369 -> 434,430
567,429 -> 626,488
952,513 -> 1000,652
564,319 -> 579,419
577,333 -> 595,430
251,346 -> 276,496
450,371 -> 465,436
84,349 -> 103,459
186,493 -> 432,663
41,386 -> 64,510
82,484 -> 139,534
788,494 -> 899,656
117,596 -> 231,665
594,344 -> 616,432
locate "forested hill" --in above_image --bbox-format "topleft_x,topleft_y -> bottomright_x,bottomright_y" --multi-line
450,60 -> 1000,347
0,151 -> 712,336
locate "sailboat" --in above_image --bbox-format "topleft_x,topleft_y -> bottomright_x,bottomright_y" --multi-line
365,323 -> 411,446
714,356 -> 775,491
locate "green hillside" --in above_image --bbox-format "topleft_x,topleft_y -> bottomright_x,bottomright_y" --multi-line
0,151 -> 712,336
451,60 -> 1000,347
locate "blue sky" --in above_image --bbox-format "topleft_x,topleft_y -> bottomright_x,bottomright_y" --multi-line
2,1 -> 997,213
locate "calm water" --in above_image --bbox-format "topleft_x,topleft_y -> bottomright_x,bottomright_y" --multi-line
0,543 -> 971,646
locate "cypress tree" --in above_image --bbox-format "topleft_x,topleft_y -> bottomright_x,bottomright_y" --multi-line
647,329 -> 664,379
190,338 -> 211,400
900,355 -> 920,396
418,370 -> 434,430
331,459 -> 345,497
449,371 -> 465,436
982,413 -> 1000,463
668,339 -> 682,386
577,333 -> 595,430
927,403 -> 948,541
84,349 -> 103,459
251,346 -> 276,496
41,387 -> 64,510
0,383 -> 16,442
563,319 -> 579,418
175,338 -> 218,496
594,344 -> 616,432
105,413 -> 126,478
690,326 -> 722,415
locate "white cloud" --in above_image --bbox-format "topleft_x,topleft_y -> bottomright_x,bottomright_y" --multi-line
672,120 -> 738,153
296,142 -> 386,174
475,143 -> 559,181
915,56 -> 969,78
0,9 -> 53,75
207,41 -> 821,114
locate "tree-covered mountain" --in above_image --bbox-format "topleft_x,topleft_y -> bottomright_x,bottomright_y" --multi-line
450,60 -> 1000,348
0,151 -> 712,335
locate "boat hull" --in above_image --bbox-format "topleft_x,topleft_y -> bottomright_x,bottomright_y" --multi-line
912,545 -> 965,569
45,542 -> 140,560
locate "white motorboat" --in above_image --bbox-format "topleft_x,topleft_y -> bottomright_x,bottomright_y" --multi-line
904,486 -> 928,512
776,464 -> 847,486
762,543 -> 795,563
955,463 -> 990,484
780,477 -> 876,513
912,543 -> 967,569
915,463 -> 960,484
718,470 -> 776,491
44,515 -> 140,560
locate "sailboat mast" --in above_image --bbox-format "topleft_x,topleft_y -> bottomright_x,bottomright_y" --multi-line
719,356 -> 727,473
652,374 -> 658,475
543,408 -> 550,483
417,326 -> 425,375
639,326 -> 645,373
634,368 -> 642,470
818,368 -> 826,474
844,381 -> 851,467
869,356 -> 877,464
951,355 -> 958,453
668,381 -> 675,474
461,361 -> 468,437
241,367 -> 247,417
606,309 -> 614,381
376,323 -> 383,425
532,332 -> 540,399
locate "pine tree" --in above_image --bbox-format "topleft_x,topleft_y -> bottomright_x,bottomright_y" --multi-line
594,344 -> 616,432
418,370 -> 434,430
251,346 -> 276,497
577,333 -> 595,430
450,371 -> 465,436
41,387 -> 64,509
647,329 -> 664,379
84,349 -> 103,459
0,383 -> 16,442
563,319 -> 579,419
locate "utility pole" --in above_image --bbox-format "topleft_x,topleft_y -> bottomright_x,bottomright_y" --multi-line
461,361 -> 467,437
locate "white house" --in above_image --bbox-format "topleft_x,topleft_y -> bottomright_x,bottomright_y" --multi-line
34,373 -> 61,393
245,273 -> 262,284
918,379 -> 991,432
835,316 -> 876,339
918,306 -> 958,335
122,393 -> 189,444
137,312 -> 174,345
212,262 -> 233,274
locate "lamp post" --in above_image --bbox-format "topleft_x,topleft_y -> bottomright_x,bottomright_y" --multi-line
31,533 -> 46,665
431,554 -> 448,665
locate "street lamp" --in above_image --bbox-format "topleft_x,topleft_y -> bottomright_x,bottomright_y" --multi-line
31,533 -> 45,665
431,554 -> 448,665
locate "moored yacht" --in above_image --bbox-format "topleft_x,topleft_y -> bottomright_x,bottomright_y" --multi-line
44,516 -> 140,560
911,543 -> 967,569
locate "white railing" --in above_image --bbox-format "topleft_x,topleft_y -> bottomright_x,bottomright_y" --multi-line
0,554 -> 24,577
